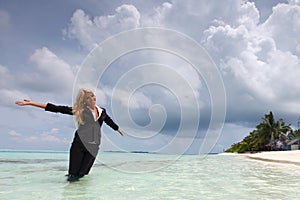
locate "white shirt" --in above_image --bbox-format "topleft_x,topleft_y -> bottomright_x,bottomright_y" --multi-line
87,105 -> 103,121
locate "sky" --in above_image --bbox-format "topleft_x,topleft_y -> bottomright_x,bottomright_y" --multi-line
1,0 -> 300,154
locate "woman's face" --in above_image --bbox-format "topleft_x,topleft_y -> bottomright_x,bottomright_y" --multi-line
84,92 -> 96,108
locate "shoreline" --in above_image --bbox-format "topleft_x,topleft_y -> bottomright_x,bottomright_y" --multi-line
246,150 -> 300,166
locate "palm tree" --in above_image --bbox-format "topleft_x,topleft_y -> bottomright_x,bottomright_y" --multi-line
258,112 -> 291,150
226,112 -> 292,153
287,129 -> 300,140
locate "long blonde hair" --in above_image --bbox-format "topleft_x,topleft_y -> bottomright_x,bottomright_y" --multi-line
72,88 -> 94,125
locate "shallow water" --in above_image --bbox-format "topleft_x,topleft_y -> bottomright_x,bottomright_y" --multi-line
0,151 -> 299,200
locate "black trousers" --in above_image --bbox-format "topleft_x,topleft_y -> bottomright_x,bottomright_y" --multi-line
69,132 -> 99,176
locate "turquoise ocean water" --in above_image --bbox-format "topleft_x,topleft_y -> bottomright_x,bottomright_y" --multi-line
0,150 -> 300,200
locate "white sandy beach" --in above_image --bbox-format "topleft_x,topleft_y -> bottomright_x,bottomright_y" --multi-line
247,150 -> 300,165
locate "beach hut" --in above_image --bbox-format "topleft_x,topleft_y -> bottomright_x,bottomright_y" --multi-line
287,138 -> 300,150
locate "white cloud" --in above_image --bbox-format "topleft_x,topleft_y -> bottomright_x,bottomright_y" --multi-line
146,0 -> 259,40
200,1 -> 300,122
0,47 -> 75,104
203,24 -> 250,60
142,2 -> 172,27
8,130 -> 22,137
237,1 -> 260,29
101,86 -> 153,109
21,47 -> 75,95
65,4 -> 141,50
289,0 -> 300,5
262,3 -> 300,56
9,127 -> 69,144
0,89 -> 30,106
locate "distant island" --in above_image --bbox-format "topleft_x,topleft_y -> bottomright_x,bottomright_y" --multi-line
226,112 -> 300,153
104,150 -> 151,154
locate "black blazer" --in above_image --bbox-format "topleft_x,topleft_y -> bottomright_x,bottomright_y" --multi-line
45,103 -> 119,145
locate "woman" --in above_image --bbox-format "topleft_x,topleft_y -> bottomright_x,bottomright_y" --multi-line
15,88 -> 124,182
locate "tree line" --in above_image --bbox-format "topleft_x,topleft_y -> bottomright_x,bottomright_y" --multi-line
226,112 -> 300,153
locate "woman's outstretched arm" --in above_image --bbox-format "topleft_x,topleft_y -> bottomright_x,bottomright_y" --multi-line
15,100 -> 73,115
15,99 -> 46,109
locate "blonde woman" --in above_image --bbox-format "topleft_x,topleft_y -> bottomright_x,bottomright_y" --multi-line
15,89 -> 123,182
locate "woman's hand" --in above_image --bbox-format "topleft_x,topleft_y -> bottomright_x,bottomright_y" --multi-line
15,100 -> 46,109
15,99 -> 33,106
117,129 -> 124,136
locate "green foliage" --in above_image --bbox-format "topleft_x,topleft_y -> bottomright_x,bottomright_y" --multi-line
287,129 -> 300,140
226,112 -> 292,153
226,142 -> 249,153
